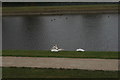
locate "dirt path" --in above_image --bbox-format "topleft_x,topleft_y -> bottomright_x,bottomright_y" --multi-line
1,56 -> 119,71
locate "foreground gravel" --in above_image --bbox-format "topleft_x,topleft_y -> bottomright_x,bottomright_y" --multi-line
1,56 -> 119,71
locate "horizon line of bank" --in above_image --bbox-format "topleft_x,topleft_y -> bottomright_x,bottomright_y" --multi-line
2,10 -> 118,16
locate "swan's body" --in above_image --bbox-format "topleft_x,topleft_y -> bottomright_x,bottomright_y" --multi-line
51,49 -> 59,52
51,49 -> 64,52
76,48 -> 85,52
51,44 -> 64,52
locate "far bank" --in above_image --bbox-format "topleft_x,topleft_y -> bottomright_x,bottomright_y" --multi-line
2,4 -> 118,16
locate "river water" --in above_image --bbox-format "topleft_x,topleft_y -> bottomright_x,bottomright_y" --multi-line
3,14 -> 118,51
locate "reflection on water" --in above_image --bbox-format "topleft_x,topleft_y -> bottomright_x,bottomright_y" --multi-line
3,14 -> 118,51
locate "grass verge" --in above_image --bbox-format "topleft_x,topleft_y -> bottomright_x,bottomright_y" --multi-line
2,67 -> 118,78
2,50 -> 118,59
3,4 -> 118,16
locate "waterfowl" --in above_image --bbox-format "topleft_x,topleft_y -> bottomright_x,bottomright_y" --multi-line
76,48 -> 85,52
51,44 -> 64,52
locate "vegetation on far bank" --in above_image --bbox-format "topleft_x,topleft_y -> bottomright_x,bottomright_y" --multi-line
2,50 -> 118,59
2,4 -> 118,16
2,67 -> 118,78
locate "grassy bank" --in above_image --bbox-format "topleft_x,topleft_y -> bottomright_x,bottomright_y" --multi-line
2,67 -> 118,78
3,4 -> 118,16
2,50 -> 118,59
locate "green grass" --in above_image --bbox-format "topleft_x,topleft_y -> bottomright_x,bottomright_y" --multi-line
2,67 -> 118,78
3,4 -> 118,11
2,50 -> 118,59
3,4 -> 118,15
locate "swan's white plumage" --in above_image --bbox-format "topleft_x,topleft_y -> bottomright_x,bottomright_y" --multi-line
76,48 -> 85,52
51,45 -> 64,52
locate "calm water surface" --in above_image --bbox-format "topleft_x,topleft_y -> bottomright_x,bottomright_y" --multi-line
3,14 -> 118,51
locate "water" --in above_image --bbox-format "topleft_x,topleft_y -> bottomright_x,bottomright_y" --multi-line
3,14 -> 118,51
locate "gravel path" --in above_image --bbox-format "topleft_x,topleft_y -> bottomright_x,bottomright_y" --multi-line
1,56 -> 119,71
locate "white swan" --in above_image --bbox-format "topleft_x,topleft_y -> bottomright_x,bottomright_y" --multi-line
51,48 -> 64,52
51,44 -> 64,52
51,49 -> 59,52
76,48 -> 85,52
